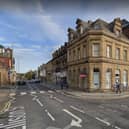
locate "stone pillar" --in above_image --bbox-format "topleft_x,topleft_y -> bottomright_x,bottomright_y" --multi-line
100,63 -> 105,91
112,42 -> 115,59
120,68 -> 123,84
120,46 -> 123,60
111,67 -> 115,90
88,63 -> 93,91
100,38 -> 105,57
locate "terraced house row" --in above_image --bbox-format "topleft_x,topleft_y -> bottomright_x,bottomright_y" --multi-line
39,18 -> 129,92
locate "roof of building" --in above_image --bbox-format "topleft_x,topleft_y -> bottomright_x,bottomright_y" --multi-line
68,18 -> 129,40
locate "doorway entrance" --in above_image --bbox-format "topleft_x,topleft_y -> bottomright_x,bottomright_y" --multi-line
93,68 -> 100,89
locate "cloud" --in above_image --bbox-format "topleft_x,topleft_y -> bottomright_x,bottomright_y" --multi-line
0,37 -> 6,42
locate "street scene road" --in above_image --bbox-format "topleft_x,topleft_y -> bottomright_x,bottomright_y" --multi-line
0,83 -> 129,129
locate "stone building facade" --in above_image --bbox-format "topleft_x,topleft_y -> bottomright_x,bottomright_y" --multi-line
67,18 -> 129,91
45,60 -> 53,84
52,43 -> 67,84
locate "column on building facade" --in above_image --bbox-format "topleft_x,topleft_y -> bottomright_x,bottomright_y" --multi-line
100,63 -> 105,90
80,44 -> 83,59
120,67 -> 123,85
88,63 -> 93,90
112,42 -> 115,59
120,44 -> 123,60
100,38 -> 105,57
111,67 -> 115,90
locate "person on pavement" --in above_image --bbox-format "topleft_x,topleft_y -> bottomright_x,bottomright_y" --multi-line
116,81 -> 121,94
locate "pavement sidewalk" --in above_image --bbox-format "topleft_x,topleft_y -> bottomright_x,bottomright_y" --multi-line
42,83 -> 129,99
63,89 -> 129,99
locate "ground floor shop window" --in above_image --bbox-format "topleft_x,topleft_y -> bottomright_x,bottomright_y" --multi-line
106,69 -> 111,89
123,70 -> 128,87
93,68 -> 100,89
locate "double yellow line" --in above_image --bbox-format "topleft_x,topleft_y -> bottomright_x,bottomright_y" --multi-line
0,101 -> 11,114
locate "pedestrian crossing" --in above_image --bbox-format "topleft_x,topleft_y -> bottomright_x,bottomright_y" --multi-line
0,106 -> 26,129
19,90 -> 55,96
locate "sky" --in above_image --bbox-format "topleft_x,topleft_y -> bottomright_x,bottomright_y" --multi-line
0,0 -> 129,73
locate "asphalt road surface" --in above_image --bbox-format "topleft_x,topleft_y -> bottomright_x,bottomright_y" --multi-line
1,83 -> 129,129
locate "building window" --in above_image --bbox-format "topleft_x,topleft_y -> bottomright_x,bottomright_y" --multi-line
123,50 -> 127,61
123,70 -> 128,87
115,30 -> 120,36
106,45 -> 112,58
78,48 -> 81,60
83,45 -> 86,58
0,48 -> 4,54
116,48 -> 120,60
68,51 -> 71,62
80,26 -> 83,34
69,33 -> 74,41
73,50 -> 76,61
92,44 -> 100,56
93,68 -> 100,88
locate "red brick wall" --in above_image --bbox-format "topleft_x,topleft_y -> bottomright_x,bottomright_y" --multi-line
0,57 -> 12,68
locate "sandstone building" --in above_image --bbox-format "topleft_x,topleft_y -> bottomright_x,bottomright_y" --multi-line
52,43 -> 67,84
67,18 -> 129,91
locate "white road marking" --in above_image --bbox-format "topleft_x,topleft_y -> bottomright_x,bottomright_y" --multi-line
70,106 -> 85,114
40,91 -> 45,94
5,106 -> 26,129
53,97 -> 64,103
30,91 -> 36,94
63,109 -> 82,127
56,90 -> 61,93
32,95 -> 37,101
95,117 -> 111,126
20,92 -> 27,95
22,125 -> 26,129
36,99 -> 43,107
9,93 -> 16,96
115,126 -> 122,129
45,109 -> 55,121
48,90 -> 54,93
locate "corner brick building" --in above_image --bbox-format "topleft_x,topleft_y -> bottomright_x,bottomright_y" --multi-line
67,18 -> 129,91
0,45 -> 15,86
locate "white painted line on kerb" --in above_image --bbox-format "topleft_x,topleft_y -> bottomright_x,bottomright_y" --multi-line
115,126 -> 122,129
36,99 -> 43,107
70,106 -> 85,114
45,109 -> 55,121
20,92 -> 27,95
53,97 -> 64,103
95,117 -> 111,126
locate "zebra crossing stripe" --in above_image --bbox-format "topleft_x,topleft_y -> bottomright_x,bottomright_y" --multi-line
20,92 -> 27,95
19,91 -> 46,95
